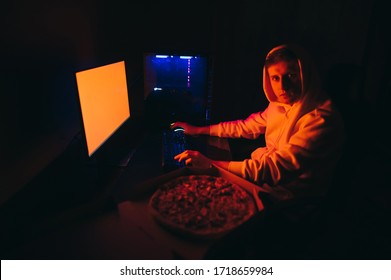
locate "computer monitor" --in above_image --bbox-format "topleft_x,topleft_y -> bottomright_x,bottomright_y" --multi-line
143,52 -> 212,127
75,61 -> 133,166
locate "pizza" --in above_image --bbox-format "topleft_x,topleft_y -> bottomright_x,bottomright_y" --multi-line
148,175 -> 257,239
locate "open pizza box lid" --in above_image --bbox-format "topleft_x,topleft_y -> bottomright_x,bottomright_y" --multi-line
117,166 -> 266,259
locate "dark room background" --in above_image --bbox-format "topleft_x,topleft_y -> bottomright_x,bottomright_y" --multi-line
1,0 -> 389,215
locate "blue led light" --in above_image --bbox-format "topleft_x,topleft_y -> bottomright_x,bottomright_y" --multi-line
180,56 -> 193,59
155,55 -> 168,58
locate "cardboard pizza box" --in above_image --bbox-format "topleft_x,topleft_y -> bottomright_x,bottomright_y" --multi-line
117,166 -> 265,259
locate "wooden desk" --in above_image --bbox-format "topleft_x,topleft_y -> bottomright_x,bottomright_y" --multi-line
118,200 -> 212,259
10,209 -> 173,259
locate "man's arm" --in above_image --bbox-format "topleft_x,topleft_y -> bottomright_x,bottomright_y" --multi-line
210,160 -> 230,170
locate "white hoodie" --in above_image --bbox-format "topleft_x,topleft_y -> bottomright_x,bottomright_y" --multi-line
210,44 -> 345,201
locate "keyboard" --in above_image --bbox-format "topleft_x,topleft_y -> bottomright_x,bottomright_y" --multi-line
162,128 -> 188,171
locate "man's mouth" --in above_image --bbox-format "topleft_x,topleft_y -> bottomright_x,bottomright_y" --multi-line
280,92 -> 289,98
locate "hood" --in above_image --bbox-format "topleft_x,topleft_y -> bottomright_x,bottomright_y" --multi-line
263,44 -> 327,112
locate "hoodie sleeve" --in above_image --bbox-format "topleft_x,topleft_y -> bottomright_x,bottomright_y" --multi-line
227,107 -> 345,188
209,110 -> 268,139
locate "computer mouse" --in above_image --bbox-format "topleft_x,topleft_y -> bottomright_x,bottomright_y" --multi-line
169,122 -> 184,131
173,127 -> 185,133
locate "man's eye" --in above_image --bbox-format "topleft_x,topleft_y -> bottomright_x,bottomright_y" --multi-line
271,76 -> 279,82
288,73 -> 297,79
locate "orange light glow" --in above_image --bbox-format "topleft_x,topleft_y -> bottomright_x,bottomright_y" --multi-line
76,61 -> 130,156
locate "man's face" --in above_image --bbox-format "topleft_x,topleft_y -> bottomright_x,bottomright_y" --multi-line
267,60 -> 302,105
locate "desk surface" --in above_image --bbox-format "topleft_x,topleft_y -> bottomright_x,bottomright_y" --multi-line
2,130 -> 233,260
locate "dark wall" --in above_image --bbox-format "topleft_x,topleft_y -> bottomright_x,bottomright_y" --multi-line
1,0 -> 387,204
1,0 -> 101,203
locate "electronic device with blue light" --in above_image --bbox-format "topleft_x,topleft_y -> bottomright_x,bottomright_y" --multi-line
143,52 -> 213,170
143,52 -> 212,127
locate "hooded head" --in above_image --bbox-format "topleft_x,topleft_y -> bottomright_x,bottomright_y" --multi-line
263,44 -> 326,111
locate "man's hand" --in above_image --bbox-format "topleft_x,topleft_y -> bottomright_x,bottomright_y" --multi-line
170,122 -> 209,136
174,150 -> 212,168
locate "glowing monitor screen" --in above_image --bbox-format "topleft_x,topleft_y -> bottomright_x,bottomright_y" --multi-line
75,61 -> 130,157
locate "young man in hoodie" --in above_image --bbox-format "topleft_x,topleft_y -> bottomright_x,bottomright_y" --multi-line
172,44 -> 345,202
